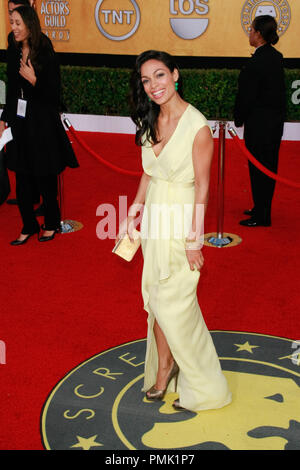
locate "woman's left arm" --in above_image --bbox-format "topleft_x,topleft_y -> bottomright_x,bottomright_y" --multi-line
186,126 -> 214,271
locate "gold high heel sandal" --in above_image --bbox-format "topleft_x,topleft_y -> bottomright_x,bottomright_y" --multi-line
146,361 -> 179,401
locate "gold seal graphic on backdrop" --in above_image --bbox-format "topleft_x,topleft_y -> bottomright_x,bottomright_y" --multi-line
241,0 -> 291,36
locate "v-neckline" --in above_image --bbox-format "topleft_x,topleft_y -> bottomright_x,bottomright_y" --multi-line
151,104 -> 190,159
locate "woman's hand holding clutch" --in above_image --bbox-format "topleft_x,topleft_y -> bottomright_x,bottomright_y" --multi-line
113,216 -> 141,262
116,215 -> 136,243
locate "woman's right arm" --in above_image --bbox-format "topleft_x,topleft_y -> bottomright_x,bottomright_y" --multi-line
130,172 -> 151,209
117,172 -> 151,242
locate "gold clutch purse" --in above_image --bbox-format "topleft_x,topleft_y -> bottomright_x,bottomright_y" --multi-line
112,230 -> 141,262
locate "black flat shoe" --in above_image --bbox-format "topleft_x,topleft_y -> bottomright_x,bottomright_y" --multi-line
10,229 -> 39,246
239,217 -> 271,227
39,229 -> 59,242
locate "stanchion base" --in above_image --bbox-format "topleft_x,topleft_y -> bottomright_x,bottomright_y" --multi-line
204,232 -> 242,248
60,219 -> 83,234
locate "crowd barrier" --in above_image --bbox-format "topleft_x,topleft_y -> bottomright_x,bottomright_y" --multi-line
61,117 -> 299,246
63,118 -> 142,177
228,127 -> 300,189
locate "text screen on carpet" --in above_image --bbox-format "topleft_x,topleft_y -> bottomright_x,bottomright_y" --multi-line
0,0 -> 298,58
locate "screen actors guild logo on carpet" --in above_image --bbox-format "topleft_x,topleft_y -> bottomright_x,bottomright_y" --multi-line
41,332 -> 300,450
241,0 -> 291,36
95,0 -> 141,41
170,0 -> 209,39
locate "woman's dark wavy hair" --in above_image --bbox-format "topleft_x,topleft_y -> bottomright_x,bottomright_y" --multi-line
13,6 -> 53,68
130,50 -> 183,146
252,14 -> 279,45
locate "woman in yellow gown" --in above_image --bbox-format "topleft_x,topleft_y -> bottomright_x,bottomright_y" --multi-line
121,50 -> 231,412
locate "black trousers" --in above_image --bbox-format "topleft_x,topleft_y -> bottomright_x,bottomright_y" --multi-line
16,172 -> 60,234
245,136 -> 282,223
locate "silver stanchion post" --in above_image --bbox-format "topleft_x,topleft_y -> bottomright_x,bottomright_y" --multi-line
58,172 -> 73,234
204,121 -> 242,248
216,120 -> 226,240
57,115 -> 83,234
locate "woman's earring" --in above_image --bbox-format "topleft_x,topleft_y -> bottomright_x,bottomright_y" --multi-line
175,82 -> 179,91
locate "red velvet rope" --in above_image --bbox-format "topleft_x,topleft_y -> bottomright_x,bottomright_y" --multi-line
66,123 -> 142,177
64,120 -> 299,187
228,129 -> 300,189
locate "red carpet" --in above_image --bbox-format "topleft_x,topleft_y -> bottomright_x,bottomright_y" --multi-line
0,132 -> 299,450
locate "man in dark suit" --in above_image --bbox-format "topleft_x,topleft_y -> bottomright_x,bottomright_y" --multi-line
234,15 -> 286,227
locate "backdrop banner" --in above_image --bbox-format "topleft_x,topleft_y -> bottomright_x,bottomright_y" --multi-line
1,0 -> 299,58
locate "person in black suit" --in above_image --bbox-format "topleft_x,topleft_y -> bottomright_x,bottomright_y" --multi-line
0,6 -> 79,244
234,15 -> 286,227
5,0 -> 44,213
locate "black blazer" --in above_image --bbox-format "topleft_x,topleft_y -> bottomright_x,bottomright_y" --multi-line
234,44 -> 286,147
2,35 -> 79,175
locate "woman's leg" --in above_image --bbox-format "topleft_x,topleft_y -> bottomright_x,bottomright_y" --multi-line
15,172 -> 40,236
37,174 -> 60,232
153,320 -> 175,390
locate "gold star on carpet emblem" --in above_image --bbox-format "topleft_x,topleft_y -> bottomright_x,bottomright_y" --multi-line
234,341 -> 260,354
70,435 -> 103,450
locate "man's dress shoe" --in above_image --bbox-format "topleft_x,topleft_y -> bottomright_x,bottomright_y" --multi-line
239,217 -> 271,227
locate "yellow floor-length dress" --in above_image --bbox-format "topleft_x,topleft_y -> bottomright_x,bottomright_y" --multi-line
140,104 -> 232,412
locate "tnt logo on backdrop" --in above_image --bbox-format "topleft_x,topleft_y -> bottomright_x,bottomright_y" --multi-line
94,0 -> 141,41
